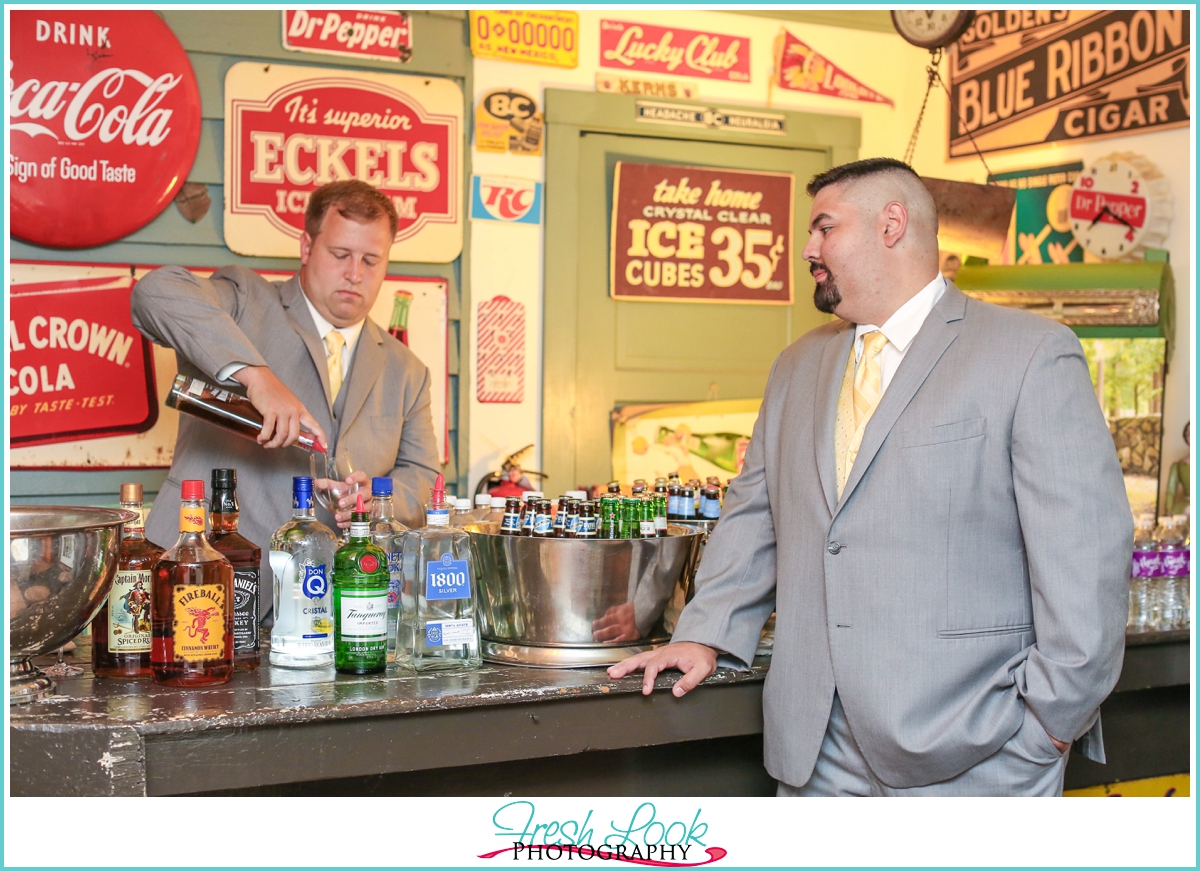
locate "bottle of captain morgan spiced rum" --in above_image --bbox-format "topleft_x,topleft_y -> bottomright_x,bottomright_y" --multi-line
207,469 -> 261,671
93,483 -> 164,679
151,480 -> 235,687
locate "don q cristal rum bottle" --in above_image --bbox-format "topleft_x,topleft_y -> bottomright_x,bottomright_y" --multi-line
333,494 -> 390,674
269,477 -> 336,668
151,480 -> 234,686
398,474 -> 482,672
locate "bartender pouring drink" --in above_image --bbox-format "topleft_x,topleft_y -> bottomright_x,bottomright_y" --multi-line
132,180 -> 440,616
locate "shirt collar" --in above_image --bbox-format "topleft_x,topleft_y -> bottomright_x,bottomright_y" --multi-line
299,279 -> 365,354
855,274 -> 947,355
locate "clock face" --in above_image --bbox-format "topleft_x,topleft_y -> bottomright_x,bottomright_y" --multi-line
1069,158 -> 1152,259
891,10 -> 975,48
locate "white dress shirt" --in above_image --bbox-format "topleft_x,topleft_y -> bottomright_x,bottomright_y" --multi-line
853,274 -> 946,395
217,281 -> 364,388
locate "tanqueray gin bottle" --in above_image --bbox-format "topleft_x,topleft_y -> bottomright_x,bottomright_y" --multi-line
397,474 -> 482,672
269,476 -> 336,668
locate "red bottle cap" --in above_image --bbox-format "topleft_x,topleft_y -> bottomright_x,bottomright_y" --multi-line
180,480 -> 205,500
356,492 -> 365,513
431,473 -> 445,504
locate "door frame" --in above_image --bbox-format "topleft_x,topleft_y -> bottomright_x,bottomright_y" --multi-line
543,88 -> 861,494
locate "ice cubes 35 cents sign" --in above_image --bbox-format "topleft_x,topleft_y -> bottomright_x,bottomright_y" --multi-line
610,162 -> 794,304
224,62 -> 462,262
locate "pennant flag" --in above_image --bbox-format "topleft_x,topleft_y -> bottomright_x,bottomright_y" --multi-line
774,29 -> 894,107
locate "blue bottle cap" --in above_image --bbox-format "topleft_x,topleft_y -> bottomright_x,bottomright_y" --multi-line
372,476 -> 393,496
293,476 -> 313,492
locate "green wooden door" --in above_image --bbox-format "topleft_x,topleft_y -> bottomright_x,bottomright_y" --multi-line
543,91 -> 860,494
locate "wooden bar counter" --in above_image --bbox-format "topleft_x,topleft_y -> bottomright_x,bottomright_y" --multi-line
10,631 -> 1188,797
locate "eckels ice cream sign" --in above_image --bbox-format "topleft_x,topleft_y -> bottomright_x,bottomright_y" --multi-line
8,11 -> 202,249
224,62 -> 463,262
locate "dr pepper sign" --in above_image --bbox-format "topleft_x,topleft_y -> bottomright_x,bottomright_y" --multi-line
610,163 -> 794,304
224,62 -> 463,262
9,10 -> 202,248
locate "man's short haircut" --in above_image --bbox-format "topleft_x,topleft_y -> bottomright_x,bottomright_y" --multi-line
305,180 -> 399,239
806,157 -> 922,198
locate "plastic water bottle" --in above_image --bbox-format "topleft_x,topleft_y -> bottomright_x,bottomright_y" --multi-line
1129,513 -> 1160,631
1157,515 -> 1190,630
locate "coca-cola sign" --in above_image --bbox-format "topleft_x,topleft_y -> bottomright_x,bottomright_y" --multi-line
8,11 -> 202,248
224,62 -> 463,262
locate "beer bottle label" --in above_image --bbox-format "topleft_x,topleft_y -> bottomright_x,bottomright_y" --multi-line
109,569 -> 152,652
171,584 -> 227,663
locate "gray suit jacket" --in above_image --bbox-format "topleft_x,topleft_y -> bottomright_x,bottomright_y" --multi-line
132,266 -> 440,612
672,284 -> 1132,789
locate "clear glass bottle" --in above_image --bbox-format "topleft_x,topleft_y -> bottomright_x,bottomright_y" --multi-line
397,474 -> 482,672
368,476 -> 408,663
151,480 -> 234,686
93,483 -> 163,679
269,477 -> 336,668
333,494 -> 390,675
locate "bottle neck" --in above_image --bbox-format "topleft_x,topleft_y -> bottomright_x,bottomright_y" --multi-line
371,495 -> 395,520
292,491 -> 316,519
426,500 -> 451,527
349,517 -> 371,540
120,501 -> 145,539
178,498 -> 208,538
210,511 -> 240,533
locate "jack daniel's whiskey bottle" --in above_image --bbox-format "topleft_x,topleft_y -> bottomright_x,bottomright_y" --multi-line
93,483 -> 163,679
207,469 -> 261,671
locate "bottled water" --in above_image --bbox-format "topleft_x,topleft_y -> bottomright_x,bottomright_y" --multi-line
397,474 -> 482,672
1157,515 -> 1190,630
450,498 -> 476,527
269,477 -> 337,668
1129,513 -> 1159,632
368,477 -> 408,664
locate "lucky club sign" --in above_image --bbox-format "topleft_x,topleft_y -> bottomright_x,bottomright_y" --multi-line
224,62 -> 463,262
610,163 -> 794,304
9,10 -> 202,248
600,20 -> 750,82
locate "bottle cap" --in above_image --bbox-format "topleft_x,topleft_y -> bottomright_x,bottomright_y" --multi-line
491,496 -> 506,508
523,490 -> 543,501
211,468 -> 237,489
119,482 -> 143,502
455,498 -> 472,510
430,472 -> 445,505
293,476 -> 314,492
475,493 -> 492,507
372,476 -> 393,496
180,480 -> 204,500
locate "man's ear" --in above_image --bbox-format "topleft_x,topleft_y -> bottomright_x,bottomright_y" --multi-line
880,202 -> 908,249
299,232 -> 314,266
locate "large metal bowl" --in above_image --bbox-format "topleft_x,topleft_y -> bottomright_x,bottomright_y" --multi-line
467,523 -> 702,667
9,506 -> 138,703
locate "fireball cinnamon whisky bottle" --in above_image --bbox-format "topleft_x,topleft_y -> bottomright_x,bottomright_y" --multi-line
151,480 -> 235,686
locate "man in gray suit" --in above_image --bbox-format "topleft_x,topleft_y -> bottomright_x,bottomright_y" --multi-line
133,180 -> 439,609
610,158 -> 1132,796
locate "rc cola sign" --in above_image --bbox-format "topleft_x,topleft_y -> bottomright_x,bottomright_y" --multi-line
9,11 -> 202,248
224,62 -> 463,262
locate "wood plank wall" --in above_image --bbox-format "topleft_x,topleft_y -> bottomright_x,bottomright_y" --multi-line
10,10 -> 475,508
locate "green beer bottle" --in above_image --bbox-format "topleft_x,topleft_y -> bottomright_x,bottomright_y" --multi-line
333,494 -> 390,674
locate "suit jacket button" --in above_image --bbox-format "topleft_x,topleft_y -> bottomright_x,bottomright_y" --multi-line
827,541 -> 842,555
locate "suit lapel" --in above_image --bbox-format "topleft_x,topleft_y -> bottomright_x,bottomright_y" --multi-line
814,322 -> 855,516
835,284 -> 968,514
337,318 -> 385,437
279,277 -> 334,408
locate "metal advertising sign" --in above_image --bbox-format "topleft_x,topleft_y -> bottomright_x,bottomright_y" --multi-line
476,296 -> 526,404
596,72 -> 698,101
949,9 -> 1189,157
9,262 -> 157,448
474,89 -> 543,156
600,19 -> 751,83
9,10 -> 202,249
282,10 -> 413,63
224,62 -> 462,262
610,162 -> 794,304
469,10 -> 579,69
470,175 -> 543,225
635,101 -> 784,135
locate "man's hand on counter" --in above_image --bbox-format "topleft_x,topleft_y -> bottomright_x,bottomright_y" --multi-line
607,642 -> 718,698
235,365 -> 328,450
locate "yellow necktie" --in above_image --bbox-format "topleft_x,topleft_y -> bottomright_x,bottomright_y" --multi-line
324,330 -> 346,400
835,330 -> 888,498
